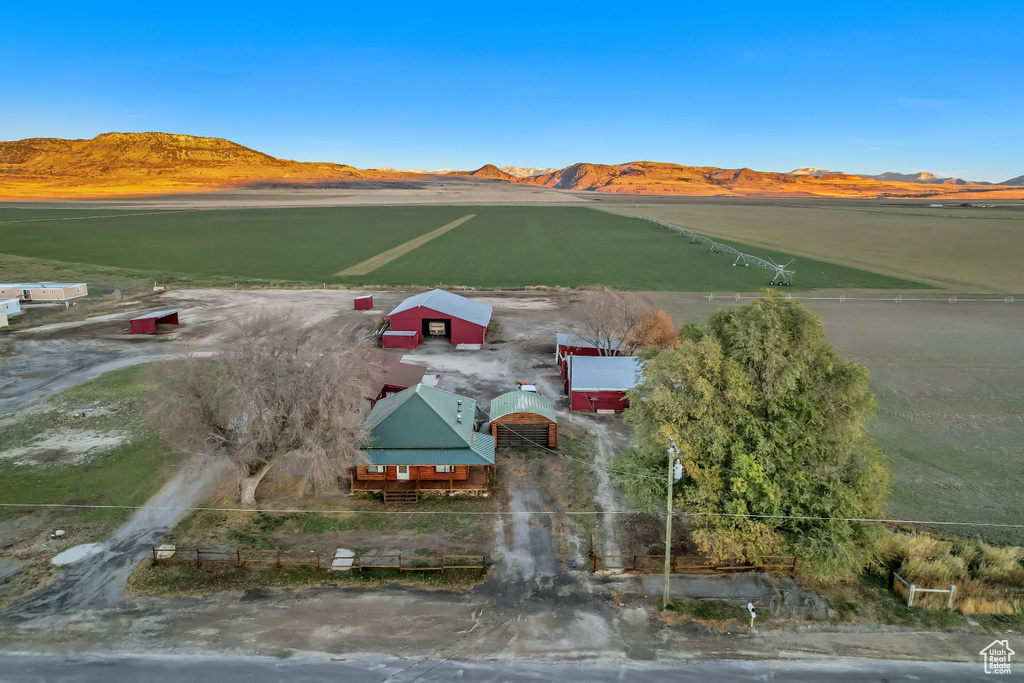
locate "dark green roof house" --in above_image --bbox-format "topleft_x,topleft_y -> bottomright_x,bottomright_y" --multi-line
351,384 -> 494,502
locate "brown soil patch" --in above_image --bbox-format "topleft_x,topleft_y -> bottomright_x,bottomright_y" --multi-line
335,214 -> 476,276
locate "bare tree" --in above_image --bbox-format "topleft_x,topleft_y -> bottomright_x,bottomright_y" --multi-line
570,288 -> 652,355
151,312 -> 379,505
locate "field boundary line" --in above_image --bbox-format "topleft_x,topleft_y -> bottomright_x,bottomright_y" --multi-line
0,209 -> 197,224
336,214 -> 476,276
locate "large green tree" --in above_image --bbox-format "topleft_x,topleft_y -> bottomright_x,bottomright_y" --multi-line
615,291 -> 888,580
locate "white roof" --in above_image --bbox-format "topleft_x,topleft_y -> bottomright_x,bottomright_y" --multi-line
389,289 -> 492,328
0,282 -> 85,289
383,330 -> 418,336
131,309 -> 180,321
556,333 -> 620,351
570,356 -> 641,392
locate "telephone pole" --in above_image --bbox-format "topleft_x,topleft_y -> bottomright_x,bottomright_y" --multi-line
663,438 -> 680,609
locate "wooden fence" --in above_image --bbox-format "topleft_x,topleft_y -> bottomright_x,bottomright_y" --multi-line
151,546 -> 485,573
593,553 -> 798,575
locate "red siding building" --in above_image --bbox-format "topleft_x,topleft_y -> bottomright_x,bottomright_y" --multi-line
354,295 -> 373,310
382,330 -> 421,349
386,289 -> 493,348
129,309 -> 180,335
555,333 -> 622,392
568,355 -> 641,413
364,348 -> 427,407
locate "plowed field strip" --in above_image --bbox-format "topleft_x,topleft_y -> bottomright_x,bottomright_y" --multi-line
335,214 -> 476,276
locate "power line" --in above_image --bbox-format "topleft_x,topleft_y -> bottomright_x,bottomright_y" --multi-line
1,503 -> 1021,529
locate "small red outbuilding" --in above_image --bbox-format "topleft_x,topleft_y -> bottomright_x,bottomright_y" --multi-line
555,333 -> 621,390
354,295 -> 373,310
568,355 -> 641,413
382,330 -> 421,349
129,309 -> 180,335
387,289 -> 493,348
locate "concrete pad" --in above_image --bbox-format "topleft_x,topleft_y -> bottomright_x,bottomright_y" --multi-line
330,548 -> 355,572
51,543 -> 106,566
455,344 -> 481,350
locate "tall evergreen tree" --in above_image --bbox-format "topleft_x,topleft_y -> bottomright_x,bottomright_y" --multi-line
616,291 -> 888,580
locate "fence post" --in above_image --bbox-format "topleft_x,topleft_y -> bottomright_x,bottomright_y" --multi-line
399,554 -> 403,572
358,553 -> 362,572
316,551 -> 321,571
908,584 -> 916,607
948,585 -> 956,609
277,550 -> 281,569
441,555 -> 445,574
237,549 -> 242,568
152,546 -> 157,564
196,548 -> 201,568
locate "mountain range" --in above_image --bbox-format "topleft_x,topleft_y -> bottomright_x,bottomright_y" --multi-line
1,132 -> 1022,200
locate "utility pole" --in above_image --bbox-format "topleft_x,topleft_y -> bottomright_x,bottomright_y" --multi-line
663,438 -> 680,609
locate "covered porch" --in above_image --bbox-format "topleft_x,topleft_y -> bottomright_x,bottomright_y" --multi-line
350,465 -> 490,502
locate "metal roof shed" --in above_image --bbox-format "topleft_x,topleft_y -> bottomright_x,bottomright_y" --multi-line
569,356 -> 641,413
129,309 -> 181,335
489,391 -> 558,449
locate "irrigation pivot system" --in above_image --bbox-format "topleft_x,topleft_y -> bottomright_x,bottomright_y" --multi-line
640,215 -> 796,286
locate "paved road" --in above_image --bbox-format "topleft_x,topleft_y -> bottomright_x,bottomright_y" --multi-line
0,653 -> 998,682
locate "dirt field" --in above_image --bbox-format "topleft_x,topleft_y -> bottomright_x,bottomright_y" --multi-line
602,199 -> 1024,293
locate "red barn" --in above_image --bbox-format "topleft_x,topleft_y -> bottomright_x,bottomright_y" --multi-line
569,355 -> 641,413
364,348 -> 427,407
387,289 -> 493,348
555,333 -> 621,392
129,309 -> 180,335
354,295 -> 373,310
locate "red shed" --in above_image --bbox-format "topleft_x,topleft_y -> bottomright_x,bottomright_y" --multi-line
382,330 -> 421,349
555,333 -> 621,392
569,355 -> 641,412
387,289 -> 493,348
364,348 -> 427,407
129,309 -> 180,335
354,295 -> 373,310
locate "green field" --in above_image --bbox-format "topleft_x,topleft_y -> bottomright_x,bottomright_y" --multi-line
0,205 -> 926,291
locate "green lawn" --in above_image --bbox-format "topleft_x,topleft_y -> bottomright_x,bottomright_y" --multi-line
0,205 -> 926,291
0,365 -> 183,527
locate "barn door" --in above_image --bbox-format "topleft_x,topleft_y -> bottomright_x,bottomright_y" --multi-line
496,423 -> 550,449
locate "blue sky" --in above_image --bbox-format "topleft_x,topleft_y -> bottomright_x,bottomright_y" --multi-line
2,2 -> 1021,181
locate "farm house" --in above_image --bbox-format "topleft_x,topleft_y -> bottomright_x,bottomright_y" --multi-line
568,355 -> 641,413
555,332 -> 621,388
350,384 -> 495,503
129,309 -> 180,335
386,289 -> 492,348
0,282 -> 88,302
489,391 -> 557,449
363,348 -> 428,408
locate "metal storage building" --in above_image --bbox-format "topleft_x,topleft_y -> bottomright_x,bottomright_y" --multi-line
555,332 -> 621,390
387,289 -> 492,348
129,309 -> 180,335
489,391 -> 557,449
568,355 -> 641,413
382,329 -> 421,349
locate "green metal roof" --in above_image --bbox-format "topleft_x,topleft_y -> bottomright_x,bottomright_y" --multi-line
364,384 -> 494,465
366,434 -> 496,466
489,391 -> 557,423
